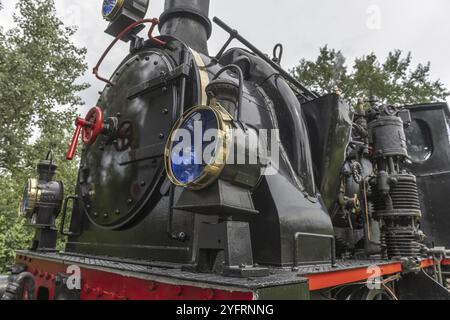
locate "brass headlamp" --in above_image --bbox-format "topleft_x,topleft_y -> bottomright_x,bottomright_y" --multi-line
20,153 -> 64,227
164,104 -> 234,190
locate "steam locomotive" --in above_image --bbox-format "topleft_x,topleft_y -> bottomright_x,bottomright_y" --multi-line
1,0 -> 450,300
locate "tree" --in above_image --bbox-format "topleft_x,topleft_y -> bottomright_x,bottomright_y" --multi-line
0,0 -> 88,271
292,46 -> 449,105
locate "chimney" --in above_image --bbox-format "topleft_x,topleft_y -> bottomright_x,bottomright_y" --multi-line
159,0 -> 211,55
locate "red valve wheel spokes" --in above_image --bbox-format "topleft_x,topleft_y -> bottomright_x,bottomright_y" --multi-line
66,107 -> 104,160
82,107 -> 104,145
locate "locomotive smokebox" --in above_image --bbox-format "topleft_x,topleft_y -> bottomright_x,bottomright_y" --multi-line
159,0 -> 211,54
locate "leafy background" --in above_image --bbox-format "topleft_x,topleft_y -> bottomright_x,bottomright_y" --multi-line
0,0 -> 88,271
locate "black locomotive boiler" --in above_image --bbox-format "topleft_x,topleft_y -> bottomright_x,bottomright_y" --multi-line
2,0 -> 450,300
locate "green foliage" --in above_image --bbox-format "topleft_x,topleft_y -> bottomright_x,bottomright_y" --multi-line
0,0 -> 88,271
292,46 -> 449,105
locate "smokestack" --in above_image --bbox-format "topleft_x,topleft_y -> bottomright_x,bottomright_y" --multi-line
159,0 -> 211,55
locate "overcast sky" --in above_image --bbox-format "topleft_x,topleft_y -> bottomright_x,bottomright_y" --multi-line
1,0 -> 449,113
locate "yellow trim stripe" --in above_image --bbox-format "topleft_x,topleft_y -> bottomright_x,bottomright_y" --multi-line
189,49 -> 209,105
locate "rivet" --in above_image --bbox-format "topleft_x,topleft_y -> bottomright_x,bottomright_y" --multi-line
94,287 -> 103,297
116,112 -> 122,118
115,210 -> 120,215
99,145 -> 105,151
162,87 -> 168,93
159,133 -> 164,139
127,199 -> 133,204
205,289 -> 215,300
140,181 -> 146,187
103,213 -> 108,218
145,56 -> 150,61
154,61 -> 158,65
162,108 -> 169,115
94,212 -> 99,217
149,281 -> 157,292
174,286 -> 183,296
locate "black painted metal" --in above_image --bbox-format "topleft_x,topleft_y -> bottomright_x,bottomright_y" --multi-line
405,103 -> 450,248
14,2 -> 450,299
159,0 -> 211,54
293,232 -> 336,268
366,105 -> 424,259
212,17 -> 318,102
104,0 -> 149,42
0,272 -> 36,301
17,250 -> 394,291
302,94 -> 353,209
396,270 -> 450,300
65,38 -> 201,264
0,275 -> 10,299
59,196 -> 79,236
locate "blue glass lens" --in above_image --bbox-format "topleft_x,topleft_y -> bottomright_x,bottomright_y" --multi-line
171,109 -> 218,184
102,0 -> 117,17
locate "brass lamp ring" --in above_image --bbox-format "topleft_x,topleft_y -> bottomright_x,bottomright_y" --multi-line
164,104 -> 234,191
20,178 -> 41,217
103,0 -> 125,21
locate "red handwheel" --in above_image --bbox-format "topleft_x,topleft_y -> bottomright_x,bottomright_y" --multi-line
66,107 -> 104,160
82,107 -> 104,145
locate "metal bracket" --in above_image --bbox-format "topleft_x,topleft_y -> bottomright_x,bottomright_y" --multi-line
293,232 -> 336,269
59,196 -> 80,237
118,142 -> 165,166
127,63 -> 191,99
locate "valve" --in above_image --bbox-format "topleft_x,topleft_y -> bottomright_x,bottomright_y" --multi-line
66,107 -> 104,160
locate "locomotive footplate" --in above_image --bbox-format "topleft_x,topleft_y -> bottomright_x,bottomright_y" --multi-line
12,250 -> 450,300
